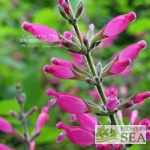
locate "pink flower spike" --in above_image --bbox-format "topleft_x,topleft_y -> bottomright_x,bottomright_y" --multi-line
133,91 -> 150,103
110,58 -> 131,75
51,57 -> 73,68
22,22 -> 60,44
103,12 -> 136,36
43,65 -> 75,79
75,113 -> 99,132
0,144 -> 11,150
0,117 -> 13,133
30,142 -> 35,150
63,31 -> 72,40
56,122 -> 95,146
130,110 -> 139,125
36,108 -> 50,132
119,40 -> 147,61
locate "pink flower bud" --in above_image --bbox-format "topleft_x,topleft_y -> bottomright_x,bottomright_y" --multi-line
133,91 -> 150,103
36,107 -> 50,132
56,122 -> 95,146
46,89 -> 89,114
110,58 -> 131,75
96,144 -> 112,150
103,12 -> 136,36
58,0 -> 64,6
119,40 -> 147,61
0,117 -> 13,133
51,57 -> 73,68
70,113 -> 99,132
0,144 -> 11,150
22,22 -> 60,44
130,110 -> 139,125
63,31 -> 72,40
43,65 -> 75,79
113,144 -> 123,150
62,2 -> 70,14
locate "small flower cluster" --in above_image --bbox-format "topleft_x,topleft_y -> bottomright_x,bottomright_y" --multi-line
0,85 -> 50,150
21,0 -> 150,149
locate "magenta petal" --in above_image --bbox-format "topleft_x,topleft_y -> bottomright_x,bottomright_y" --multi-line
130,110 -> 139,125
0,144 -> 11,150
110,58 -> 131,74
51,57 -> 73,68
22,22 -> 60,43
103,12 -> 136,36
133,92 -> 150,103
146,131 -> 150,141
106,97 -> 119,111
0,118 -> 13,133
43,65 -> 75,79
63,31 -> 72,40
119,40 -> 147,61
96,144 -> 112,150
57,94 -> 89,114
69,114 -> 77,122
30,142 -> 35,150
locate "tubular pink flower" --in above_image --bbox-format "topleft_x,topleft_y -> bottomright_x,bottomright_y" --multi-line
36,107 -> 50,132
119,40 -> 147,61
0,117 -> 13,133
133,91 -> 150,103
56,122 -> 95,146
0,144 -> 11,150
70,113 -> 99,132
106,87 -> 119,111
110,58 -> 131,75
22,22 -> 60,44
51,57 -> 73,68
130,110 -> 139,125
46,89 -> 89,114
43,65 -> 75,79
103,12 -> 136,36
63,31 -> 72,40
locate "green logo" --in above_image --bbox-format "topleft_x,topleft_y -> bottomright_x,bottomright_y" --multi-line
96,125 -> 118,143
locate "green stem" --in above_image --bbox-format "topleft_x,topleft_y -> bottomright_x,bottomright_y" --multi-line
19,102 -> 30,150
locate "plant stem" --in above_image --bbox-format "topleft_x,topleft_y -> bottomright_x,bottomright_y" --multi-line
19,102 -> 30,150
72,22 -> 118,125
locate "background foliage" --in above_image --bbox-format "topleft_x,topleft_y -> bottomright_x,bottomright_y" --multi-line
0,0 -> 150,149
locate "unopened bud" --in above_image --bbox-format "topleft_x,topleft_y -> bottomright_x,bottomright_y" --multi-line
75,2 -> 84,19
96,62 -> 102,76
87,24 -> 95,40
58,7 -> 69,20
86,78 -> 95,85
83,36 -> 89,48
10,110 -> 19,119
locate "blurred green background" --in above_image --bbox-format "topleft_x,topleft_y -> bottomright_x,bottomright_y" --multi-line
0,0 -> 150,149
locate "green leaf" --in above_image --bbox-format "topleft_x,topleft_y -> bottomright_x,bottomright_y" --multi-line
0,99 -> 19,115
35,127 -> 61,144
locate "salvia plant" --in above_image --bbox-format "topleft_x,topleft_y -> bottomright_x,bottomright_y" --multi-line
0,0 -> 150,150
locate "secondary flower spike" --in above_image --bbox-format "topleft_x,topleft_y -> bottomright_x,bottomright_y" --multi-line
22,22 -> 60,44
46,89 -> 89,114
56,122 -> 95,146
0,117 -> 13,133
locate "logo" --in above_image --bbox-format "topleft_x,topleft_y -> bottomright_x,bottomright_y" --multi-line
95,125 -> 146,144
